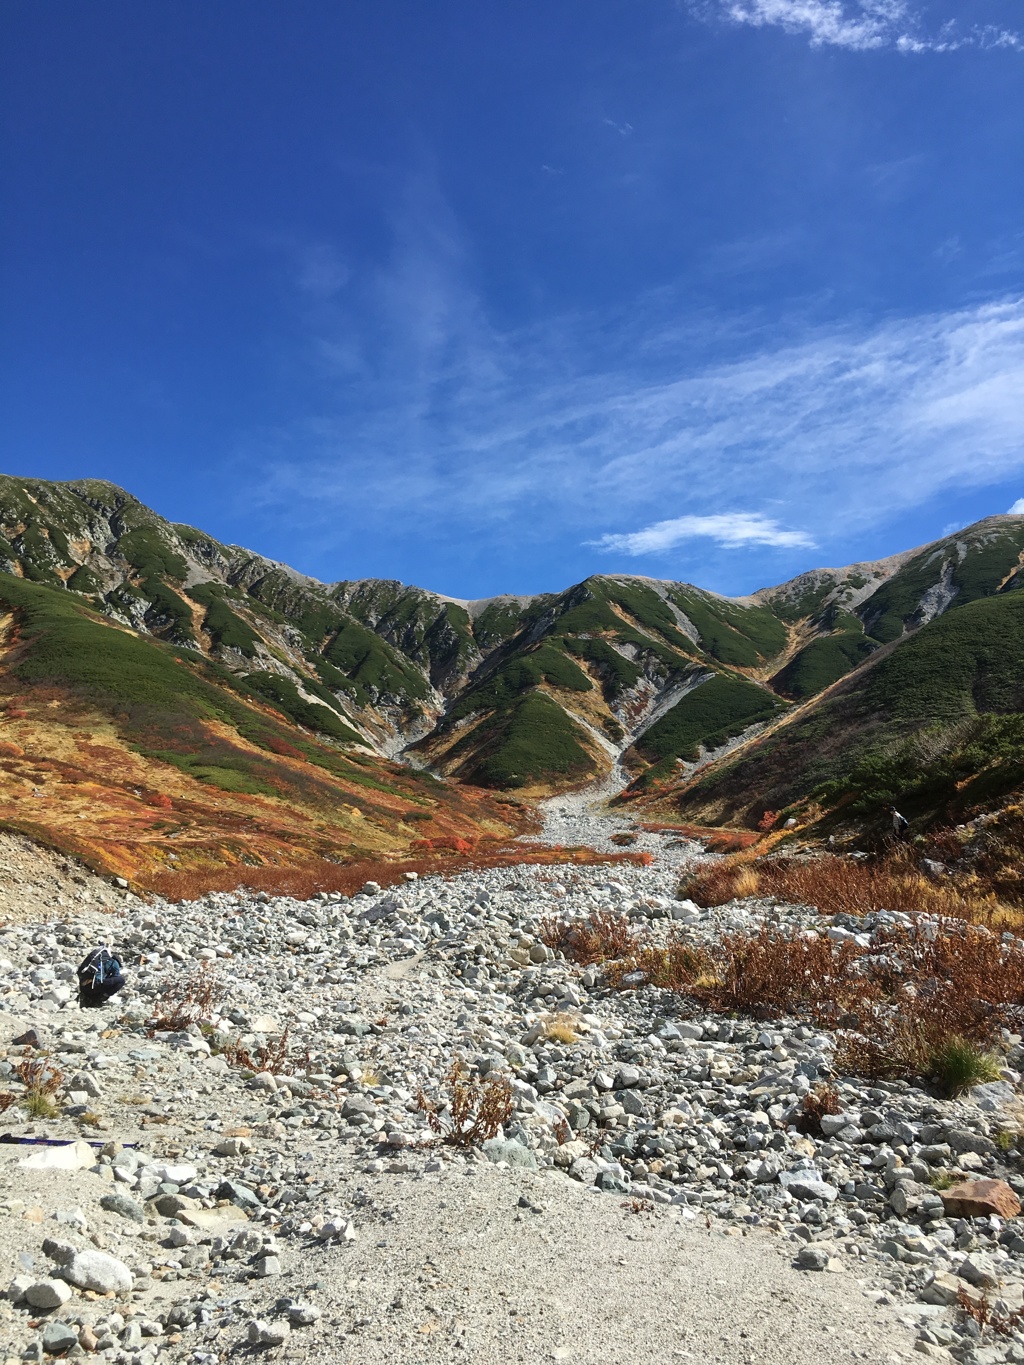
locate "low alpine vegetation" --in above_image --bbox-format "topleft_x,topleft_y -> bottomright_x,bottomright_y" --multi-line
145,963 -> 222,1035
416,1059 -> 514,1148
681,850 -> 997,923
544,908 -> 1024,1090
0,1050 -> 65,1119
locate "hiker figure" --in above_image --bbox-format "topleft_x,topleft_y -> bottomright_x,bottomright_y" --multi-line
77,947 -> 126,1008
889,806 -> 910,841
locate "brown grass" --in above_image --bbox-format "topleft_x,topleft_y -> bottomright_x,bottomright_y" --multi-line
606,939 -> 713,992
796,1084 -> 842,1136
0,1050 -> 65,1118
958,1285 -> 1024,1336
416,1060 -> 514,1148
221,1027 -> 299,1076
540,1015 -> 581,1044
696,926 -> 867,1020
833,921 -> 1024,1086
539,908 -> 638,965
637,822 -> 761,852
145,844 -> 654,902
682,850 -> 1000,922
145,963 -> 222,1034
585,911 -> 1024,1089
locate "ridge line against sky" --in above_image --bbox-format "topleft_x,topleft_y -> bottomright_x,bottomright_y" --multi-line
2,1 -> 1023,598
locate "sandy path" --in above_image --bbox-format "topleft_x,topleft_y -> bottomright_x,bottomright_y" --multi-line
291,1161 -> 917,1365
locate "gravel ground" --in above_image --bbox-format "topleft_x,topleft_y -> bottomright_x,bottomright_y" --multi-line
0,802 -> 1019,1365
521,768 -> 700,867
290,1159 -> 918,1365
0,833 -> 119,925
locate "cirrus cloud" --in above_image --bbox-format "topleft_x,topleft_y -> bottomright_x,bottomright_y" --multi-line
689,0 -> 1023,52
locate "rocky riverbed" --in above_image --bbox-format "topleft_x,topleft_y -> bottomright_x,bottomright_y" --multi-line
2,809 -> 1024,1363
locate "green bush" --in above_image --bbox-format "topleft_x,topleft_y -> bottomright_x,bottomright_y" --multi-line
238,671 -> 362,743
669,588 -> 787,666
324,619 -> 429,701
772,633 -> 876,699
473,600 -> 530,649
861,528 -> 1024,643
140,578 -> 196,642
448,643 -> 592,722
118,525 -> 189,582
188,583 -> 261,656
563,637 -> 642,701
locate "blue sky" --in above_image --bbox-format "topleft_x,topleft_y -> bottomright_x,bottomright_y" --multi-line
2,1 -> 1023,599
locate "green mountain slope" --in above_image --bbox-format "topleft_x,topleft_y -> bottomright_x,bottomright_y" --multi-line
3,474 -> 1024,807
0,571 -> 521,886
640,587 -> 1024,834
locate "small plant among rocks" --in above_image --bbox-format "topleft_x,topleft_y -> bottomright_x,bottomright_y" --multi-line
222,1027 -> 295,1076
927,1035 -> 1001,1098
958,1285 -> 1024,1336
146,963 -> 222,1035
416,1060 -> 514,1148
540,908 -> 637,966
0,1051 -> 65,1119
540,1013 -> 580,1044
796,1083 -> 842,1137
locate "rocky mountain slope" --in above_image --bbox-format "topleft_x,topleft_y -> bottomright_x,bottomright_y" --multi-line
634,525 -> 1024,836
2,475 -> 1023,839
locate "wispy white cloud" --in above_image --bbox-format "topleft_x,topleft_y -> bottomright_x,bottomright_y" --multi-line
688,0 -> 1023,52
1008,498 -> 1024,514
240,171 -> 1024,575
248,286 -> 1024,568
592,512 -> 816,554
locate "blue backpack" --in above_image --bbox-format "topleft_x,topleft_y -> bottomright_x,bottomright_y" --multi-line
77,948 -> 125,1008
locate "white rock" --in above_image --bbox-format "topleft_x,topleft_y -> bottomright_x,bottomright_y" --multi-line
5,1274 -> 33,1303
19,1140 -> 96,1171
317,1217 -> 356,1242
65,1249 -> 133,1295
147,1161 -> 197,1185
248,1319 -> 291,1346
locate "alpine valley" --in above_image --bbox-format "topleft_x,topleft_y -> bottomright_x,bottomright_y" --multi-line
0,474 -> 1022,884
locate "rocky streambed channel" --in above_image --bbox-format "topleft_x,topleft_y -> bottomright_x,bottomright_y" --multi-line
1,827 -> 1024,1362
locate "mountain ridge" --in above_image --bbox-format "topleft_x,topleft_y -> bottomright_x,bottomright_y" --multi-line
1,473 -> 1023,838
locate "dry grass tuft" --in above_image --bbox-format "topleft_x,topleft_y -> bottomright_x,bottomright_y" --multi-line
796,1084 -> 842,1137
0,1051 -> 65,1118
606,939 -> 713,992
540,1014 -> 581,1044
682,926 -> 865,1022
221,1026 -> 298,1077
540,908 -> 638,966
958,1285 -> 1024,1336
145,963 -> 222,1035
416,1060 -> 514,1148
